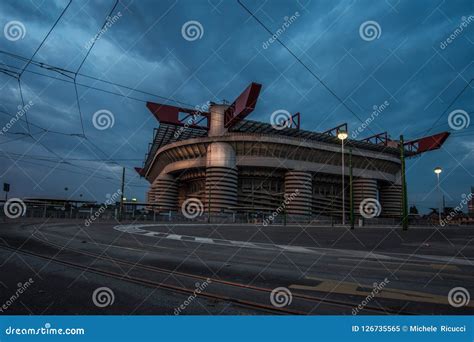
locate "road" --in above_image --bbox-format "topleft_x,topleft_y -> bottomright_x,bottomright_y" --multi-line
1,219 -> 473,315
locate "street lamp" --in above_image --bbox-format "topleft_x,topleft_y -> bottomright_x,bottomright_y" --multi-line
338,130 -> 348,225
434,167 -> 442,226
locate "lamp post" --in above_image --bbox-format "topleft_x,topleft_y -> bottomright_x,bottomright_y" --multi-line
338,130 -> 348,225
434,167 -> 442,226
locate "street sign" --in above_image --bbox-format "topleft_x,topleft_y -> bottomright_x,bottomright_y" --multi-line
3,183 -> 10,192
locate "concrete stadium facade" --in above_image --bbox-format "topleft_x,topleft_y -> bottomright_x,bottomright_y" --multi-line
142,103 -> 404,220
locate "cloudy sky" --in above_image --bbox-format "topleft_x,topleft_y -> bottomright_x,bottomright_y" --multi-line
0,0 -> 472,212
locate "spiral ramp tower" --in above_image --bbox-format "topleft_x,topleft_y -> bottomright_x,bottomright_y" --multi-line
379,183 -> 402,217
284,171 -> 313,216
353,178 -> 378,216
152,173 -> 178,212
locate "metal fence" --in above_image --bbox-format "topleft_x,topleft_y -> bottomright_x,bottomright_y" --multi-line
1,201 -> 471,227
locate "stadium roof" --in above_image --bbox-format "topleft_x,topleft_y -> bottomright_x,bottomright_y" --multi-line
140,120 -> 406,176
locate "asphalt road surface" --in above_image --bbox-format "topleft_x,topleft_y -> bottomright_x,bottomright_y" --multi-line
1,219 -> 473,315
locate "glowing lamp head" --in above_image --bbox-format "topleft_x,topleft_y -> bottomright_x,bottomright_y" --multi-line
337,130 -> 348,140
434,167 -> 442,175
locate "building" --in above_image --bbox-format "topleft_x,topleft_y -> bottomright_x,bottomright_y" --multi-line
136,83 -> 449,221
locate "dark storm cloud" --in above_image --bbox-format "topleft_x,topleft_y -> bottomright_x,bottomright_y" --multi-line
0,0 -> 472,211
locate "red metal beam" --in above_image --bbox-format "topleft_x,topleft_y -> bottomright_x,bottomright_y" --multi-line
404,132 -> 450,155
361,132 -> 388,146
146,102 -> 209,130
322,123 -> 348,137
134,167 -> 145,177
224,82 -> 262,128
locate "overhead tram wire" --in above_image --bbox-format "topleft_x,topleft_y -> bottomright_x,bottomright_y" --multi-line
73,0 -> 119,137
15,0 -> 73,161
16,0 -> 73,134
423,78 -> 473,136
0,50 -> 195,108
237,0 -> 376,136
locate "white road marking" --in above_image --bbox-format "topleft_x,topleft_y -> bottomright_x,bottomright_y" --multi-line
112,224 -> 474,266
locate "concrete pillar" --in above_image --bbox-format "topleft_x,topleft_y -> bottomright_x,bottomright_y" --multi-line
353,178 -> 378,216
208,104 -> 229,137
150,173 -> 178,212
205,142 -> 237,213
284,171 -> 312,216
379,183 -> 402,217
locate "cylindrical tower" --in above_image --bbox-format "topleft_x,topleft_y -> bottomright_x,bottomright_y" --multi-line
205,142 -> 238,213
153,173 -> 178,212
284,171 -> 312,216
379,183 -> 402,217
208,103 -> 229,137
353,178 -> 378,216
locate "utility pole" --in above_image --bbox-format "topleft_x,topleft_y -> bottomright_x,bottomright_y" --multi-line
207,169 -> 211,223
119,167 -> 125,222
349,148 -> 354,229
400,135 -> 409,231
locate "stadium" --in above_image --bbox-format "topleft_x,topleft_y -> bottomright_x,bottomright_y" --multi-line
136,83 -> 449,223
